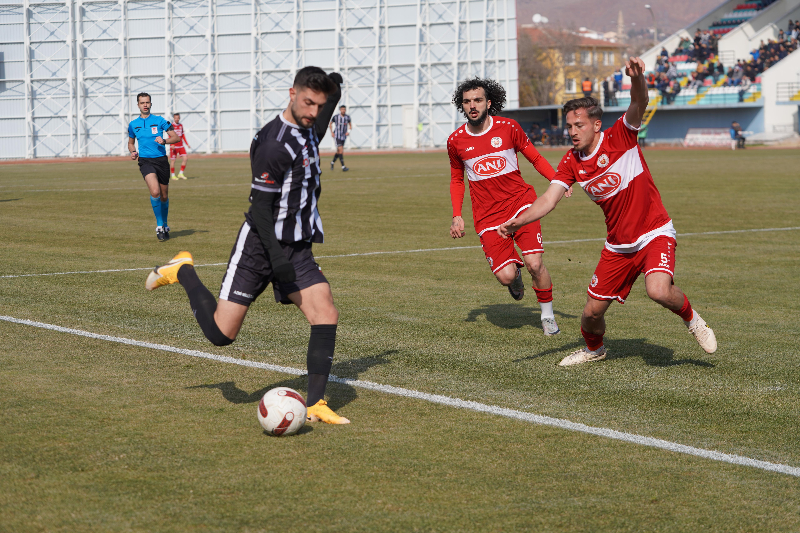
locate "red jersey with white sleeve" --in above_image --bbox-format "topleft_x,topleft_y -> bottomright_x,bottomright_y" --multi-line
172,123 -> 187,148
448,116 -> 555,236
551,114 -> 675,254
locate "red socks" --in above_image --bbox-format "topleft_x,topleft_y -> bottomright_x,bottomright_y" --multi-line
533,284 -> 553,303
180,164 -> 186,172
581,327 -> 604,351
672,294 -> 694,322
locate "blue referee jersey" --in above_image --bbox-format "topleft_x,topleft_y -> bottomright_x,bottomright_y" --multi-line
331,114 -> 350,140
128,115 -> 173,158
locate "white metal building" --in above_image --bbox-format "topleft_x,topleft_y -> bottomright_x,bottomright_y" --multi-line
0,0 -> 518,159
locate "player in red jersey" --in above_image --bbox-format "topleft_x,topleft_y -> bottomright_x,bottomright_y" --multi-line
169,113 -> 190,180
498,58 -> 717,366
448,78 -> 570,336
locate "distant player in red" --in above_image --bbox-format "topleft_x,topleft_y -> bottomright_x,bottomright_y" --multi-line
448,78 -> 570,336
498,57 -> 717,366
170,113 -> 190,180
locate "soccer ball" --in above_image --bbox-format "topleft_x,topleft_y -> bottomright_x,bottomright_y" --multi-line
257,387 -> 307,437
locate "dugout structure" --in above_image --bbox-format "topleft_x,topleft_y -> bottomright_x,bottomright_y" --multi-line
0,0 -> 518,159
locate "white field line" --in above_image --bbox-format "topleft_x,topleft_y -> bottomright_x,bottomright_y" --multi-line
1,226 -> 798,280
0,175 -> 418,194
1,313 -> 798,478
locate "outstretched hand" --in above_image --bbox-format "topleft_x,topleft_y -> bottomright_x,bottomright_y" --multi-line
625,57 -> 645,79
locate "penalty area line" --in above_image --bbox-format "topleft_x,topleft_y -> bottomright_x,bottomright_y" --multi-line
1,314 -> 798,479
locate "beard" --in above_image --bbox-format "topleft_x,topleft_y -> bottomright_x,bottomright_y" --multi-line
466,108 -> 489,128
291,102 -> 315,128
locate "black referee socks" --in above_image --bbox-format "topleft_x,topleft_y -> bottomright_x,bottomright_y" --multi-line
177,265 -> 234,347
306,324 -> 337,406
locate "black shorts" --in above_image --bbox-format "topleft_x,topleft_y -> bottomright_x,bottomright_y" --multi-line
138,156 -> 171,185
335,137 -> 347,147
218,221 -> 328,306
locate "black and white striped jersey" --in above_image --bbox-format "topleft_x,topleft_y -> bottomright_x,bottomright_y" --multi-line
331,113 -> 351,140
247,113 -> 324,243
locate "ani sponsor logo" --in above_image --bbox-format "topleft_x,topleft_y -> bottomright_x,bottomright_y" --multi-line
472,155 -> 507,177
585,172 -> 622,199
598,153 -> 610,168
491,136 -> 502,148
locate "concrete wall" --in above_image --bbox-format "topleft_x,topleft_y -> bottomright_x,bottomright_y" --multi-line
601,105 -> 764,141
761,47 -> 800,134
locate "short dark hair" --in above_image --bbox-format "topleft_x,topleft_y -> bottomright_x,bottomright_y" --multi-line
340,105 -> 346,109
137,92 -> 151,103
563,96 -> 603,121
173,112 -> 180,116
293,66 -> 336,95
452,77 -> 506,117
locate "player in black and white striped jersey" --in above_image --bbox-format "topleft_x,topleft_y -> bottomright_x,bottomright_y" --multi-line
329,105 -> 351,171
145,67 -> 351,425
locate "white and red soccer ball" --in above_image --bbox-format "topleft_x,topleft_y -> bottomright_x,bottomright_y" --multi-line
257,387 -> 307,437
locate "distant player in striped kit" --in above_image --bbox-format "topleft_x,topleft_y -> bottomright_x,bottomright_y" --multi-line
329,105 -> 351,171
498,57 -> 717,366
448,78 -> 568,337
145,68 -> 352,424
170,113 -> 190,180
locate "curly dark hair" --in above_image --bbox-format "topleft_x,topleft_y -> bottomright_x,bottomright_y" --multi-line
452,78 -> 506,117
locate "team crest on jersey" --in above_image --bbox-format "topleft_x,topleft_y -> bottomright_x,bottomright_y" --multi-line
491,136 -> 502,148
591,274 -> 599,287
487,256 -> 494,268
303,157 -> 310,167
597,154 -> 610,168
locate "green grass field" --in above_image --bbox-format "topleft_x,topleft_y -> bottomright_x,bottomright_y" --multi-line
1,148 -> 799,532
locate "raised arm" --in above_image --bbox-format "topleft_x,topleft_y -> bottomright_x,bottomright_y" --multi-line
497,182 -> 567,238
315,72 -> 343,142
624,57 -> 648,129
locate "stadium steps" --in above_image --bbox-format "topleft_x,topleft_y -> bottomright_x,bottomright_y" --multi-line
743,89 -> 762,103
642,95 -> 661,126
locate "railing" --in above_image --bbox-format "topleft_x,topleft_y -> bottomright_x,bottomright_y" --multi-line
776,82 -> 800,102
718,50 -> 736,67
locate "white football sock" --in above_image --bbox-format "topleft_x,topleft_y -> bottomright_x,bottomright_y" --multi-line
539,301 -> 554,320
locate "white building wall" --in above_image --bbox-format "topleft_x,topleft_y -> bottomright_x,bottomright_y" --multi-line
0,0 -> 518,159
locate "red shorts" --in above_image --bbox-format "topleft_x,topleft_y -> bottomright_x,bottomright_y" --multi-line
588,236 -> 676,304
170,145 -> 187,159
479,220 -> 543,273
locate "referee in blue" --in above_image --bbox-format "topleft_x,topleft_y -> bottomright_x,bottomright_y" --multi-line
329,105 -> 351,171
128,92 -> 180,242
145,68 -> 352,425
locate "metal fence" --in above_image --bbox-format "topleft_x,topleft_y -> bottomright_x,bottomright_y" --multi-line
0,0 -> 518,159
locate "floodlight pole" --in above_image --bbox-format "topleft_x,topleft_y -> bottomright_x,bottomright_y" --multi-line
645,4 -> 657,45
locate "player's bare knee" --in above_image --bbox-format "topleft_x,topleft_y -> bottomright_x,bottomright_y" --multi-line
495,270 -> 514,286
646,284 -> 671,305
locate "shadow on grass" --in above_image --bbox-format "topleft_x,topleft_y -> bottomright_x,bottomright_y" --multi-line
0,198 -> 22,202
514,337 -> 715,368
605,337 -> 715,368
465,303 -> 578,329
187,349 -> 397,413
168,229 -> 208,239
